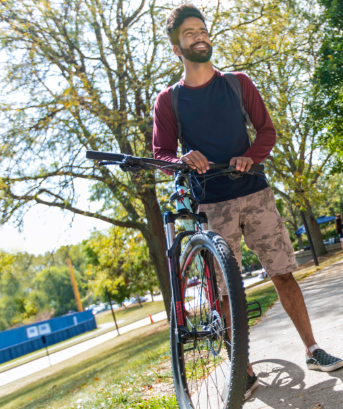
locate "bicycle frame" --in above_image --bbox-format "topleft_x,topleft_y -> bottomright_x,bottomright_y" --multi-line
164,171 -> 221,342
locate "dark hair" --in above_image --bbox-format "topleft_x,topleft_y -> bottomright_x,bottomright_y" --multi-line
166,3 -> 206,45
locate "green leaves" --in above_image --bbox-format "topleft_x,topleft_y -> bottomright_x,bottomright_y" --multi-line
311,0 -> 343,165
85,226 -> 158,305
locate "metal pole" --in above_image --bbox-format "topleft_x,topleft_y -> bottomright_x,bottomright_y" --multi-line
106,287 -> 120,335
300,210 -> 319,266
42,336 -> 51,366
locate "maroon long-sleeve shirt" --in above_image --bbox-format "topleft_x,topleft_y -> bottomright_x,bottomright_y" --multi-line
152,70 -> 276,203
153,70 -> 275,163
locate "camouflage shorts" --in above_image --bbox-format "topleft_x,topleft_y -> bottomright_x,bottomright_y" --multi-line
199,187 -> 297,294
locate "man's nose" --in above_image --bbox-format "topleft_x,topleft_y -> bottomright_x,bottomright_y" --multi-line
194,30 -> 207,42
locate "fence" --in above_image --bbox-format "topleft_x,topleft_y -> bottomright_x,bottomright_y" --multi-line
0,316 -> 97,365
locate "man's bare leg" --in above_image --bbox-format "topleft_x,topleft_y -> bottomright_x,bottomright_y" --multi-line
222,295 -> 254,376
271,273 -> 317,357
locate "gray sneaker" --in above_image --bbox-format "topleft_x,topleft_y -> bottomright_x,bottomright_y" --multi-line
244,372 -> 259,401
307,349 -> 343,372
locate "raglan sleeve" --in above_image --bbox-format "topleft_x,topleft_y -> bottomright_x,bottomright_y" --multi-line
235,73 -> 276,164
152,88 -> 180,175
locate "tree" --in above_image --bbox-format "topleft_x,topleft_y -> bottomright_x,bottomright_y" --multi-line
0,251 -> 26,330
85,226 -> 158,305
274,172 -> 343,250
0,0 -> 174,315
311,0 -> 343,170
30,265 -> 84,316
0,0 -> 333,316
0,244 -> 91,329
215,0 -> 330,256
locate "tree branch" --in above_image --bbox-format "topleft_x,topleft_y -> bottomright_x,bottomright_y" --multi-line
3,187 -> 146,232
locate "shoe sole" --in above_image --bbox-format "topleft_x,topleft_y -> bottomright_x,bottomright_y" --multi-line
244,379 -> 259,401
307,360 -> 343,372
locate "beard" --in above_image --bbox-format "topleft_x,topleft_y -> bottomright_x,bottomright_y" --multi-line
179,42 -> 212,63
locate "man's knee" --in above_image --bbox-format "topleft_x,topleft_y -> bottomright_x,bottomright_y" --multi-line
271,272 -> 295,289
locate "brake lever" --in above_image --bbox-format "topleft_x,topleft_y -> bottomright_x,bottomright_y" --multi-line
224,166 -> 265,180
119,156 -> 153,173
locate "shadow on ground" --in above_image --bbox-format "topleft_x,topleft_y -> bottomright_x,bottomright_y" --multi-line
247,359 -> 343,408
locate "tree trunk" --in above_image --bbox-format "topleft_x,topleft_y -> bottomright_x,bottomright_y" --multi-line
140,189 -> 171,320
297,234 -> 303,250
303,197 -> 327,257
150,289 -> 154,303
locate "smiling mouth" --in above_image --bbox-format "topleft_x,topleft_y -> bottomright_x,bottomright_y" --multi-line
192,43 -> 209,51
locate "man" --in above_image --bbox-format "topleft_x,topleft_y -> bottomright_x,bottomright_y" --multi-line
152,3 -> 343,401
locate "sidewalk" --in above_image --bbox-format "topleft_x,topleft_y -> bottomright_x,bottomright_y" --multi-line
244,258 -> 343,408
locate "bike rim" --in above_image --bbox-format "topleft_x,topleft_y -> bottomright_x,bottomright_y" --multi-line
179,244 -> 233,409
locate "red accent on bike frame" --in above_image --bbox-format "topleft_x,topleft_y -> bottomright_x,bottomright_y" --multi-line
175,301 -> 183,326
216,299 -> 222,315
180,189 -> 185,195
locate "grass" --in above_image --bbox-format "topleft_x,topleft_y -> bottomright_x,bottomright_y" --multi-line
2,252 -> 342,409
247,284 -> 279,327
0,321 -> 176,409
95,301 -> 165,326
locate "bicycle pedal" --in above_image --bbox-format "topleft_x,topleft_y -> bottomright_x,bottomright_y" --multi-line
247,301 -> 262,320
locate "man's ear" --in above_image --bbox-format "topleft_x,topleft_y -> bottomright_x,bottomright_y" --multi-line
173,44 -> 182,58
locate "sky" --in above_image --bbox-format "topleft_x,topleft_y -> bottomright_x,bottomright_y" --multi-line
0,207 -> 110,255
0,179 -> 111,255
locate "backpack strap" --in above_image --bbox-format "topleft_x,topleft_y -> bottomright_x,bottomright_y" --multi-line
223,72 -> 252,127
170,82 -> 187,155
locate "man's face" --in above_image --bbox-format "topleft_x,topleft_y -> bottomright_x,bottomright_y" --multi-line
174,17 -> 212,63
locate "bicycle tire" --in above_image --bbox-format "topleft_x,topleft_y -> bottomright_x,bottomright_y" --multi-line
170,231 -> 248,409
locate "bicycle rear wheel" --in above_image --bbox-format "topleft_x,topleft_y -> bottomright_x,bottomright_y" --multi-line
170,231 -> 248,409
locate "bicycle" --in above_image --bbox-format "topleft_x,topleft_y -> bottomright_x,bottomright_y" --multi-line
86,150 -> 264,409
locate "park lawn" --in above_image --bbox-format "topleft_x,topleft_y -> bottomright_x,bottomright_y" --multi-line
2,254 -> 343,409
0,321 -> 178,409
95,300 -> 165,326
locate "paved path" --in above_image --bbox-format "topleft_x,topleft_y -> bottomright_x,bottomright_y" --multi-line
0,311 -> 167,387
244,258 -> 343,408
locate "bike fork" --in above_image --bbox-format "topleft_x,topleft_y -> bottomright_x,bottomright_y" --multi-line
164,214 -> 185,331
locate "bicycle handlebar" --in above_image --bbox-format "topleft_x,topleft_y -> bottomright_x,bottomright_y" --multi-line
86,150 -> 125,162
86,150 -> 265,173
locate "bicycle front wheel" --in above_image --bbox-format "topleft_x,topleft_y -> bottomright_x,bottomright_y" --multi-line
170,231 -> 248,409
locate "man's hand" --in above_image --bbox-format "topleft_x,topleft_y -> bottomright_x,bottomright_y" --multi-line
180,150 -> 213,174
230,156 -> 254,172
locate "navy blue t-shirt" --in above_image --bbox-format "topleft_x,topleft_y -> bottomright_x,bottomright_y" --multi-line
178,74 -> 268,204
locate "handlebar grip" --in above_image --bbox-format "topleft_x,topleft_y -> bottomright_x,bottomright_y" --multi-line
250,164 -> 264,172
86,150 -> 125,162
